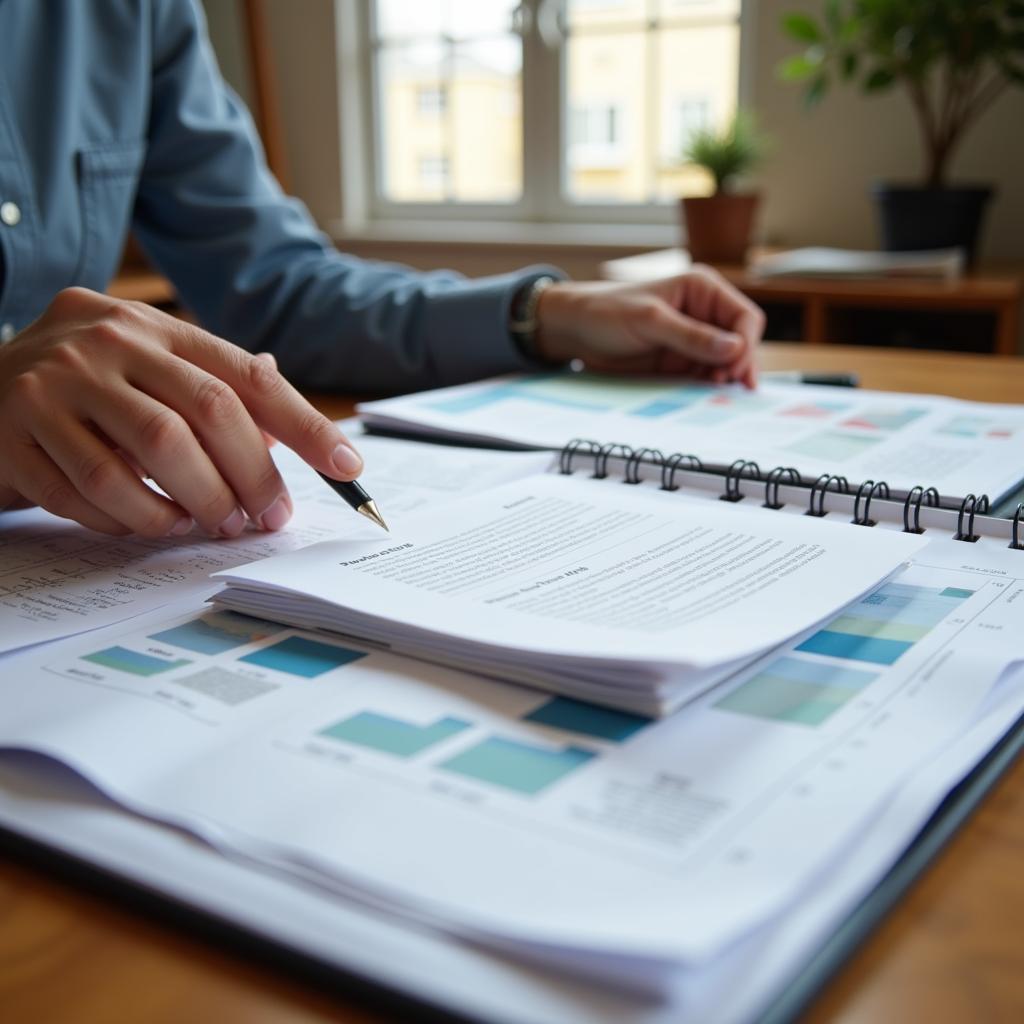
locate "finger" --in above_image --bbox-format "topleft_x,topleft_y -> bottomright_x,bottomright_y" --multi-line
31,415 -> 192,538
154,317 -> 363,481
640,305 -> 745,366
133,354 -> 293,531
89,385 -> 248,537
255,353 -> 280,449
6,440 -> 131,535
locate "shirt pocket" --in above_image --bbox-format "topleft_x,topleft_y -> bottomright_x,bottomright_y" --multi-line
74,140 -> 146,291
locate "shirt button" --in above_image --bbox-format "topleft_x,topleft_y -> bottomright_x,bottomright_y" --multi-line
0,201 -> 21,226
0,323 -> 15,343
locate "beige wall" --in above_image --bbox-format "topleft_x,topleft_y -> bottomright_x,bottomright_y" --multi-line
753,0 -> 1024,266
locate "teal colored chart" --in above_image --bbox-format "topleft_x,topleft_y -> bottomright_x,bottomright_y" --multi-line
439,736 -> 595,795
82,646 -> 191,677
524,696 -> 650,741
840,406 -> 927,432
320,712 -> 471,757
239,637 -> 366,678
715,656 -> 879,726
149,611 -> 284,655
796,583 -> 972,666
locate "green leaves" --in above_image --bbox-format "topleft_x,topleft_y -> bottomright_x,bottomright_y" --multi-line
781,13 -> 822,43
682,111 -> 770,194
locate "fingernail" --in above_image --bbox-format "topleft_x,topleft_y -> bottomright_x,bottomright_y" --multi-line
331,443 -> 363,476
259,495 -> 291,532
713,332 -> 742,358
169,516 -> 193,537
218,507 -> 246,538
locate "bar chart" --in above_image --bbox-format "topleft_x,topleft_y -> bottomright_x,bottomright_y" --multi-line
320,712 -> 471,757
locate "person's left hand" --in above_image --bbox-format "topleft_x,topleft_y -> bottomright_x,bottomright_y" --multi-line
534,266 -> 765,388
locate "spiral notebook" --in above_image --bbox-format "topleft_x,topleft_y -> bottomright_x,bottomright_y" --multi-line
358,372 -> 1024,507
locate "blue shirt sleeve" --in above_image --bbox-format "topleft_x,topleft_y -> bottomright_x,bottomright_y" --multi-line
132,0 -> 562,392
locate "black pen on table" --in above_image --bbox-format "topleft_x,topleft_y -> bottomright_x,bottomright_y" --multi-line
762,370 -> 860,387
317,472 -> 389,532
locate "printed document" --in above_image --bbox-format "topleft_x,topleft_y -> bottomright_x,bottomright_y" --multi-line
0,434 -> 549,653
359,372 -> 1024,501
213,472 -> 925,714
2,538 -> 1020,978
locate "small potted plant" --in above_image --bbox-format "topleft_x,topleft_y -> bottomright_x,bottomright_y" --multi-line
681,111 -> 768,265
779,1 -> 1024,264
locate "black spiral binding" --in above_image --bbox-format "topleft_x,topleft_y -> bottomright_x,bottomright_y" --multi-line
852,480 -> 890,527
764,467 -> 801,510
624,447 -> 665,485
559,438 -> 600,476
1012,504 -> 1024,550
955,493 -> 990,543
721,460 -> 762,502
806,474 -> 850,517
661,452 -> 703,492
902,485 -> 940,534
555,440 -> 1018,547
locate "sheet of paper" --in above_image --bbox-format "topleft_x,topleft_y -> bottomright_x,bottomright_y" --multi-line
0,435 -> 550,654
214,472 -> 925,680
359,373 -> 1024,501
3,537 -> 1017,975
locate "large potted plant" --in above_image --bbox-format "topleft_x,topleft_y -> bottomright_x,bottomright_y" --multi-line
681,111 -> 768,265
780,1 -> 1024,265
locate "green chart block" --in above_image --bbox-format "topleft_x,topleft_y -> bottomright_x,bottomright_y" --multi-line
440,736 -> 595,796
320,712 -> 471,757
82,646 -> 190,677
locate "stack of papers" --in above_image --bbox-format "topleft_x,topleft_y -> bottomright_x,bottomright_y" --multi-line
2,537 -> 1021,999
748,246 -> 965,279
212,472 -> 924,715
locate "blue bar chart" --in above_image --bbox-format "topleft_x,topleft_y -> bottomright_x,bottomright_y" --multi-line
714,656 -> 879,726
149,612 -> 283,655
440,737 -> 595,796
320,712 -> 471,757
796,583 -> 972,666
240,637 -> 366,678
524,697 -> 650,742
82,646 -> 191,677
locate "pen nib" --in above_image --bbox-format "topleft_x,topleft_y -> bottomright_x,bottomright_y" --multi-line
357,500 -> 389,532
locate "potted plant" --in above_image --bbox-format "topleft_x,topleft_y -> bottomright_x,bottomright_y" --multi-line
680,111 -> 768,265
780,1 -> 1024,265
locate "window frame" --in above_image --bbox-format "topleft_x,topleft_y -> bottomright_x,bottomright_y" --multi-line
349,0 -> 751,231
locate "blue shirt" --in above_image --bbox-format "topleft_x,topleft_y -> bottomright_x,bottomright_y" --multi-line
0,0 -> 558,390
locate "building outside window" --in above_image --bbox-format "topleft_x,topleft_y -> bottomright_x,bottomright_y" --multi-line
367,0 -> 742,219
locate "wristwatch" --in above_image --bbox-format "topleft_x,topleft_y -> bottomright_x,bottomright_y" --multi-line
509,274 -> 558,364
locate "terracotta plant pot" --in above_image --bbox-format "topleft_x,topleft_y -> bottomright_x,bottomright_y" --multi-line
681,192 -> 761,265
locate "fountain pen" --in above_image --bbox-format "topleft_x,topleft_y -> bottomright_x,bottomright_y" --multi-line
317,472 -> 389,532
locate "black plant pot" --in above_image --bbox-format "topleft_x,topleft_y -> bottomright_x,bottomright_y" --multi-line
872,184 -> 994,267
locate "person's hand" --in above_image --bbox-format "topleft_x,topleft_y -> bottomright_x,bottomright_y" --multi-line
0,287 -> 364,537
534,267 -> 766,388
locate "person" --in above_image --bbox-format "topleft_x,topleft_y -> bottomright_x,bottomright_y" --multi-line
0,0 -> 765,540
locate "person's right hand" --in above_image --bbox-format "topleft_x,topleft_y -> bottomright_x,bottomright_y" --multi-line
0,287 -> 364,537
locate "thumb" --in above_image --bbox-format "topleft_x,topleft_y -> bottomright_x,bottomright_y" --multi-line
643,306 -> 744,366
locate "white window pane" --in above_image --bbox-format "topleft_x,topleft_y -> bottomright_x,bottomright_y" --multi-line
378,42 -> 447,201
448,37 -> 522,201
377,36 -> 521,203
566,30 -> 646,201
658,0 -> 741,20
654,23 -> 739,200
375,1 -> 443,40
566,0 -> 648,30
446,0 -> 518,38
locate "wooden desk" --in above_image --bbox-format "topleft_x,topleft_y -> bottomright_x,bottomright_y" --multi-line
3,344 -> 1024,1023
601,250 -> 1024,355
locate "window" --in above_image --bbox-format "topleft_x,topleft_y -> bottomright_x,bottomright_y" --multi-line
364,0 -> 743,222
416,85 -> 448,115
